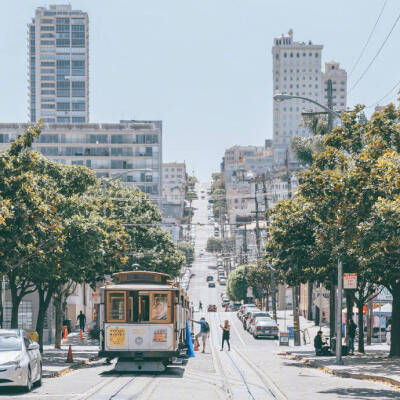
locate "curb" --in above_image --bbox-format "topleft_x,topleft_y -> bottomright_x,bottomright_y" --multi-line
281,352 -> 400,390
43,356 -> 99,378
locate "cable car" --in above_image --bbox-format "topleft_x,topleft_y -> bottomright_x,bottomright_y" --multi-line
98,270 -> 191,372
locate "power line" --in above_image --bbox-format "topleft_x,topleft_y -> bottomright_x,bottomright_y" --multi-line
348,0 -> 388,78
367,78 -> 400,109
349,9 -> 400,93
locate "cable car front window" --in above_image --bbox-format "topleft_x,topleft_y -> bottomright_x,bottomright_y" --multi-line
139,293 -> 150,322
107,292 -> 126,322
151,293 -> 168,321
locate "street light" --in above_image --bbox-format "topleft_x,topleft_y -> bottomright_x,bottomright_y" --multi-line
273,92 -> 344,364
273,93 -> 341,119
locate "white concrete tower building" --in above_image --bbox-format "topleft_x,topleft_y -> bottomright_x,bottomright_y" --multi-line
272,30 -> 323,164
28,5 -> 89,123
322,61 -> 347,113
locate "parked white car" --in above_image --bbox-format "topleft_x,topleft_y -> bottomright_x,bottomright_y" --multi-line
0,329 -> 42,391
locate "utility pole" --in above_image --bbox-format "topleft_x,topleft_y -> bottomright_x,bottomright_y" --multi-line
327,79 -> 334,132
285,150 -> 300,346
336,258 -> 343,364
253,181 -> 261,257
243,224 -> 248,264
262,173 -> 277,322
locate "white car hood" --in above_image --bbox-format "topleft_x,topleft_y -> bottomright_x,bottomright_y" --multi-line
0,351 -> 22,365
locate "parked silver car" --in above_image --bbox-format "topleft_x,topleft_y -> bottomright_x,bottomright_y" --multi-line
0,329 -> 42,391
245,311 -> 272,331
249,317 -> 279,339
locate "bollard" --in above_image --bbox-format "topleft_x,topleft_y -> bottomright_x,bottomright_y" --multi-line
63,326 -> 68,339
66,345 -> 73,363
79,328 -> 83,339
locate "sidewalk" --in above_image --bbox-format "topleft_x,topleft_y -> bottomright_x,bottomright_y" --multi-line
42,331 -> 99,378
275,310 -> 400,389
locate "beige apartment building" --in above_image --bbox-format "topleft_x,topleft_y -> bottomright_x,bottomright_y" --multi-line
161,162 -> 186,243
272,30 -> 347,165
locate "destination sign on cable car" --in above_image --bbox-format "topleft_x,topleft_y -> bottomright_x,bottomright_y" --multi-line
115,272 -> 165,283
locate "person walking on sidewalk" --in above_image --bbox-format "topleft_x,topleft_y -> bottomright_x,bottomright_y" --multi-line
191,317 -> 209,353
220,320 -> 230,351
348,319 -> 357,355
77,311 -> 86,332
199,301 -> 203,311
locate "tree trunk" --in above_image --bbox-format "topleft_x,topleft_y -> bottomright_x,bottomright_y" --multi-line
9,281 -> 22,329
36,287 -> 54,353
54,292 -> 63,349
307,281 -> 313,321
389,283 -> 400,357
356,299 -> 364,353
345,291 -> 354,345
292,286 -> 301,346
265,287 -> 270,312
329,285 -> 336,340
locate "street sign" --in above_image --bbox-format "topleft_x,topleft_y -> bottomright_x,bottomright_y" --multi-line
279,332 -> 289,346
343,273 -> 357,289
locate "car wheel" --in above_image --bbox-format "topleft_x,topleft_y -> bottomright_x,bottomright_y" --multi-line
36,363 -> 42,387
25,368 -> 32,392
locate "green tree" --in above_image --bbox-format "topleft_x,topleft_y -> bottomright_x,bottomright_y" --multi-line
206,237 -> 222,253
177,241 -> 195,267
227,265 -> 249,301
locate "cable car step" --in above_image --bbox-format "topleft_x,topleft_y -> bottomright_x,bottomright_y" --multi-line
115,360 -> 166,372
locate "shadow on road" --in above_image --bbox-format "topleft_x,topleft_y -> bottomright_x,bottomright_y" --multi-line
319,387 -> 400,399
100,366 -> 185,378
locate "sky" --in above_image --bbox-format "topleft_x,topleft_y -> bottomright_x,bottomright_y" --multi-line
0,0 -> 399,181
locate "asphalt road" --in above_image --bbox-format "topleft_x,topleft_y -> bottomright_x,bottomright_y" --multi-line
1,182 -> 399,399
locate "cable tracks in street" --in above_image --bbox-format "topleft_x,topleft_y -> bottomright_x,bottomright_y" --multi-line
79,372 -> 158,400
211,312 -> 287,400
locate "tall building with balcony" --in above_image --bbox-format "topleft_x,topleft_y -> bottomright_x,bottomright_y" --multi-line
0,121 -> 162,204
28,4 -> 89,124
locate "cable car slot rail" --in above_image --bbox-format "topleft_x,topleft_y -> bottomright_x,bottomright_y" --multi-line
214,312 -> 287,400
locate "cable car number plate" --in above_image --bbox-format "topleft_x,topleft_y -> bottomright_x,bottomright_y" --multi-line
109,328 -> 125,346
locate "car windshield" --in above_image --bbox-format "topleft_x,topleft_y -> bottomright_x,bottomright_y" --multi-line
0,333 -> 21,351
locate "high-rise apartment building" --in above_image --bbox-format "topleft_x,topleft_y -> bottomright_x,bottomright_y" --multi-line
28,5 -> 89,124
0,121 -> 162,204
272,30 -> 323,164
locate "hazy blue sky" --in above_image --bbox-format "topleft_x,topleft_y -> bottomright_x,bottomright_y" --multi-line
0,0 -> 399,180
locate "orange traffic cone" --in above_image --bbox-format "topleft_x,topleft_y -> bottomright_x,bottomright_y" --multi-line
66,345 -> 73,363
63,326 -> 68,339
79,328 -> 83,339
194,341 -> 199,351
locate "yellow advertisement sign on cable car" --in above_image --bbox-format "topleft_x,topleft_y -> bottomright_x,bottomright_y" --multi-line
109,328 -> 125,346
